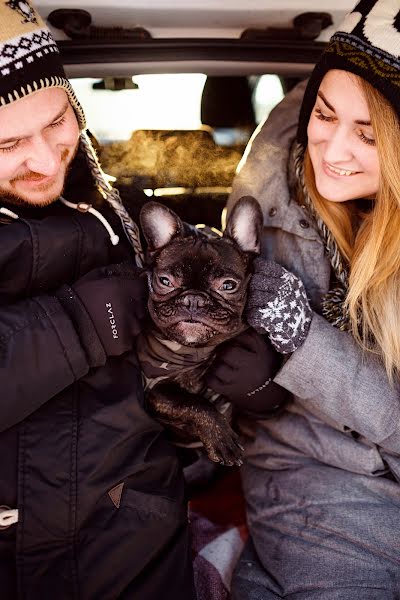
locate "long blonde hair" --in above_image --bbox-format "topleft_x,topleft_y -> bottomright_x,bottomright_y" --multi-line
304,75 -> 400,380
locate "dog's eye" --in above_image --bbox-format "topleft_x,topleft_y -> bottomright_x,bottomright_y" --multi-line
221,279 -> 237,291
159,276 -> 173,287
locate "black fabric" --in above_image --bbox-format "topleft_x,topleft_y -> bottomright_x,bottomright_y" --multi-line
0,16 -> 65,104
56,262 -> 148,365
1,57 -> 66,106
0,166 -> 196,599
53,284 -> 108,368
205,328 -> 291,417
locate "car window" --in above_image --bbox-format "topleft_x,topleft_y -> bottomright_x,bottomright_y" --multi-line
70,73 -> 284,144
253,74 -> 285,125
70,73 -> 285,229
71,74 -> 207,142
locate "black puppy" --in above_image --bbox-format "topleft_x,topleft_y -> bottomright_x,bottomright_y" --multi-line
137,196 -> 263,465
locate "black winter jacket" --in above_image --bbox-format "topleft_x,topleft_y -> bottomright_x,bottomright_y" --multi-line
0,158 -> 196,600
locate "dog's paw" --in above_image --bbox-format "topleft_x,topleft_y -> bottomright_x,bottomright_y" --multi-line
198,416 -> 244,467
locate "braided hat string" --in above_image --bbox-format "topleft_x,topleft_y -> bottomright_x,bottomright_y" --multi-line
79,130 -> 145,267
292,142 -> 351,331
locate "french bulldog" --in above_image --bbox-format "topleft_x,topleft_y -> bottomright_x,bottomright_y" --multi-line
137,196 -> 263,466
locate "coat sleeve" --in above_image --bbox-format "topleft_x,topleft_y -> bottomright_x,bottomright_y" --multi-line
0,294 -> 104,432
274,312 -> 400,454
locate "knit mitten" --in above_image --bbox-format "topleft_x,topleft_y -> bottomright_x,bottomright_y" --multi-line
246,258 -> 312,354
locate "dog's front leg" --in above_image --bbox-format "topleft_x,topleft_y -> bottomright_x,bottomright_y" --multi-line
146,383 -> 243,466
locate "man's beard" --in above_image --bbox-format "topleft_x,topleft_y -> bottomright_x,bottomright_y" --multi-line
0,142 -> 79,208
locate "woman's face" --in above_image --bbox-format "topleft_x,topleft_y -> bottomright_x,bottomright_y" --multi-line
307,69 -> 380,203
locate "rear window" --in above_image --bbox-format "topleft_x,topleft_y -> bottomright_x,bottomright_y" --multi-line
71,73 -> 284,143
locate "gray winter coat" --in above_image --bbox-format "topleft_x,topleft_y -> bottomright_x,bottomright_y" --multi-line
227,80 -> 400,480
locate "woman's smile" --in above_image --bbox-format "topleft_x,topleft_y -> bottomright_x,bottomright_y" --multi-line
323,161 -> 360,178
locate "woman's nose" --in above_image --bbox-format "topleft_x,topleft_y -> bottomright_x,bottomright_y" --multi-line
323,125 -> 353,163
25,136 -> 61,176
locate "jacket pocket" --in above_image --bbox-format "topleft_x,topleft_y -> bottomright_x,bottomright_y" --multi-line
120,487 -> 187,521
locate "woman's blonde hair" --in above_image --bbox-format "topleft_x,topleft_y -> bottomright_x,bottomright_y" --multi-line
304,74 -> 400,380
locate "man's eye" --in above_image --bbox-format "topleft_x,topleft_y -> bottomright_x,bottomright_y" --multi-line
50,116 -> 66,129
159,276 -> 173,287
0,140 -> 20,153
221,279 -> 237,291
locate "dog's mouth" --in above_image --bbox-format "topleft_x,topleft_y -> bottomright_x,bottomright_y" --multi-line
157,312 -> 236,332
153,305 -> 234,326
153,314 -> 244,347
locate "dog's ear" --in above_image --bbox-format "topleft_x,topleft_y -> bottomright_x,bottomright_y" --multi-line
224,196 -> 263,254
140,201 -> 184,251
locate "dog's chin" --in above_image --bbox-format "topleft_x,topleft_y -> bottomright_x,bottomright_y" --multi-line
158,319 -> 245,347
171,321 -> 218,346
161,321 -> 220,347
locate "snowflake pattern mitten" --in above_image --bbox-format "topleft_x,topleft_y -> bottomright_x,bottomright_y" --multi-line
246,258 -> 312,354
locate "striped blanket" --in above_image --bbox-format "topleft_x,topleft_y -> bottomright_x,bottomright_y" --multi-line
189,466 -> 248,600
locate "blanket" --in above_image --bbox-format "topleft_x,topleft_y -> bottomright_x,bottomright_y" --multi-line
189,466 -> 248,599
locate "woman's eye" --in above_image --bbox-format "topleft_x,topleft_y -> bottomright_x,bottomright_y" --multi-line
221,279 -> 237,291
357,130 -> 376,146
159,276 -> 173,287
314,108 -> 334,122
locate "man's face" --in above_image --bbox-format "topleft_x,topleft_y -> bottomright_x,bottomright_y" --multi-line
0,88 -> 80,207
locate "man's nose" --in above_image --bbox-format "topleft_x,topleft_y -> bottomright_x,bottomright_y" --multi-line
181,293 -> 208,310
25,136 -> 61,176
323,125 -> 353,163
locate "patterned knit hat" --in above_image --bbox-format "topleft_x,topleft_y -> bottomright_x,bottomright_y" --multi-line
298,0 -> 400,145
0,0 -> 144,265
0,0 -> 85,127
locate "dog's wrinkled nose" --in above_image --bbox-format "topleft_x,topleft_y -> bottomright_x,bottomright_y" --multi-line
180,293 -> 208,310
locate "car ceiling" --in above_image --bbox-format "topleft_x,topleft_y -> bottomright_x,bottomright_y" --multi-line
37,0 -> 355,40
34,1 -> 356,78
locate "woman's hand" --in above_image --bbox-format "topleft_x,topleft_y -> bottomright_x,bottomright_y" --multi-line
246,258 -> 312,354
205,328 -> 290,417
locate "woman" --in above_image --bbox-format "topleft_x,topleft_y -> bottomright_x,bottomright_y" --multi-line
227,1 -> 400,597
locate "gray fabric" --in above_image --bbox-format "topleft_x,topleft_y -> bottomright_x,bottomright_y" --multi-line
232,462 -> 400,599
290,142 -> 351,332
275,313 -> 400,458
227,81 -> 400,597
246,258 -> 312,354
228,79 -> 400,478
227,80 -> 331,311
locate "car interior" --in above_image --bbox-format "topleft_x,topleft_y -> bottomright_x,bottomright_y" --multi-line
37,4 -> 347,233
69,72 -> 290,229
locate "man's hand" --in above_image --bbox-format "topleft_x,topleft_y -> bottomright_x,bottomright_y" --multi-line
56,262 -> 148,363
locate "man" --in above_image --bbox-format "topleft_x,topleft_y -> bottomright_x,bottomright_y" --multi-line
0,2 -> 195,599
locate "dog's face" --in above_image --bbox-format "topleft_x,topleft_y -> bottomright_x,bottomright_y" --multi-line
140,196 -> 263,347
